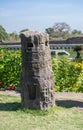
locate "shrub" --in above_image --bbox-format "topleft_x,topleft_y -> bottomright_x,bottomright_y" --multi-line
52,57 -> 83,92
0,47 -> 22,89
0,47 -> 83,92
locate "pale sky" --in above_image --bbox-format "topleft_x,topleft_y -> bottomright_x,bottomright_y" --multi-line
0,0 -> 83,33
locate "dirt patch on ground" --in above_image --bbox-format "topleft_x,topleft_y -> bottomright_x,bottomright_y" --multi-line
0,91 -> 83,100
55,92 -> 83,101
0,90 -> 21,96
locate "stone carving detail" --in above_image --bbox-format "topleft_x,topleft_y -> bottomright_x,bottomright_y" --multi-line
20,31 -> 55,110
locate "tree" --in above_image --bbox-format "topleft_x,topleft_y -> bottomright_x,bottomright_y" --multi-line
45,22 -> 71,39
72,29 -> 82,35
20,29 -> 29,33
74,46 -> 83,59
45,27 -> 56,39
53,22 -> 70,38
0,25 -> 9,41
9,32 -> 20,41
45,28 -> 54,35
53,22 -> 70,33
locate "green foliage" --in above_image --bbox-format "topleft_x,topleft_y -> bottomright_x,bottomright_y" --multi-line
0,47 -> 83,92
52,57 -> 83,92
0,25 -> 20,42
9,32 -> 20,41
0,25 -> 9,41
0,47 -> 22,89
20,28 -> 29,33
45,28 -> 54,34
74,46 -> 83,60
72,29 -> 82,35
74,46 -> 83,52
45,22 -> 83,40
45,22 -> 70,39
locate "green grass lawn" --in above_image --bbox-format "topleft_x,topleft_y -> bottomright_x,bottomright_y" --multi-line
0,94 -> 83,130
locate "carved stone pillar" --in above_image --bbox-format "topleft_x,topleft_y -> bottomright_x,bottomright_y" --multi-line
20,31 -> 55,110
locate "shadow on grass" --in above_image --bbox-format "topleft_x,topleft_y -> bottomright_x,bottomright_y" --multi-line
0,102 -> 48,116
56,100 -> 83,108
0,102 -> 21,111
0,100 -> 83,112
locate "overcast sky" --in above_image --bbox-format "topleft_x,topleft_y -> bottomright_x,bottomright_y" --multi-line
0,0 -> 83,33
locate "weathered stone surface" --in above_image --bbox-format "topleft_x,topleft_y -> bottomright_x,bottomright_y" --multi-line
20,30 -> 55,110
